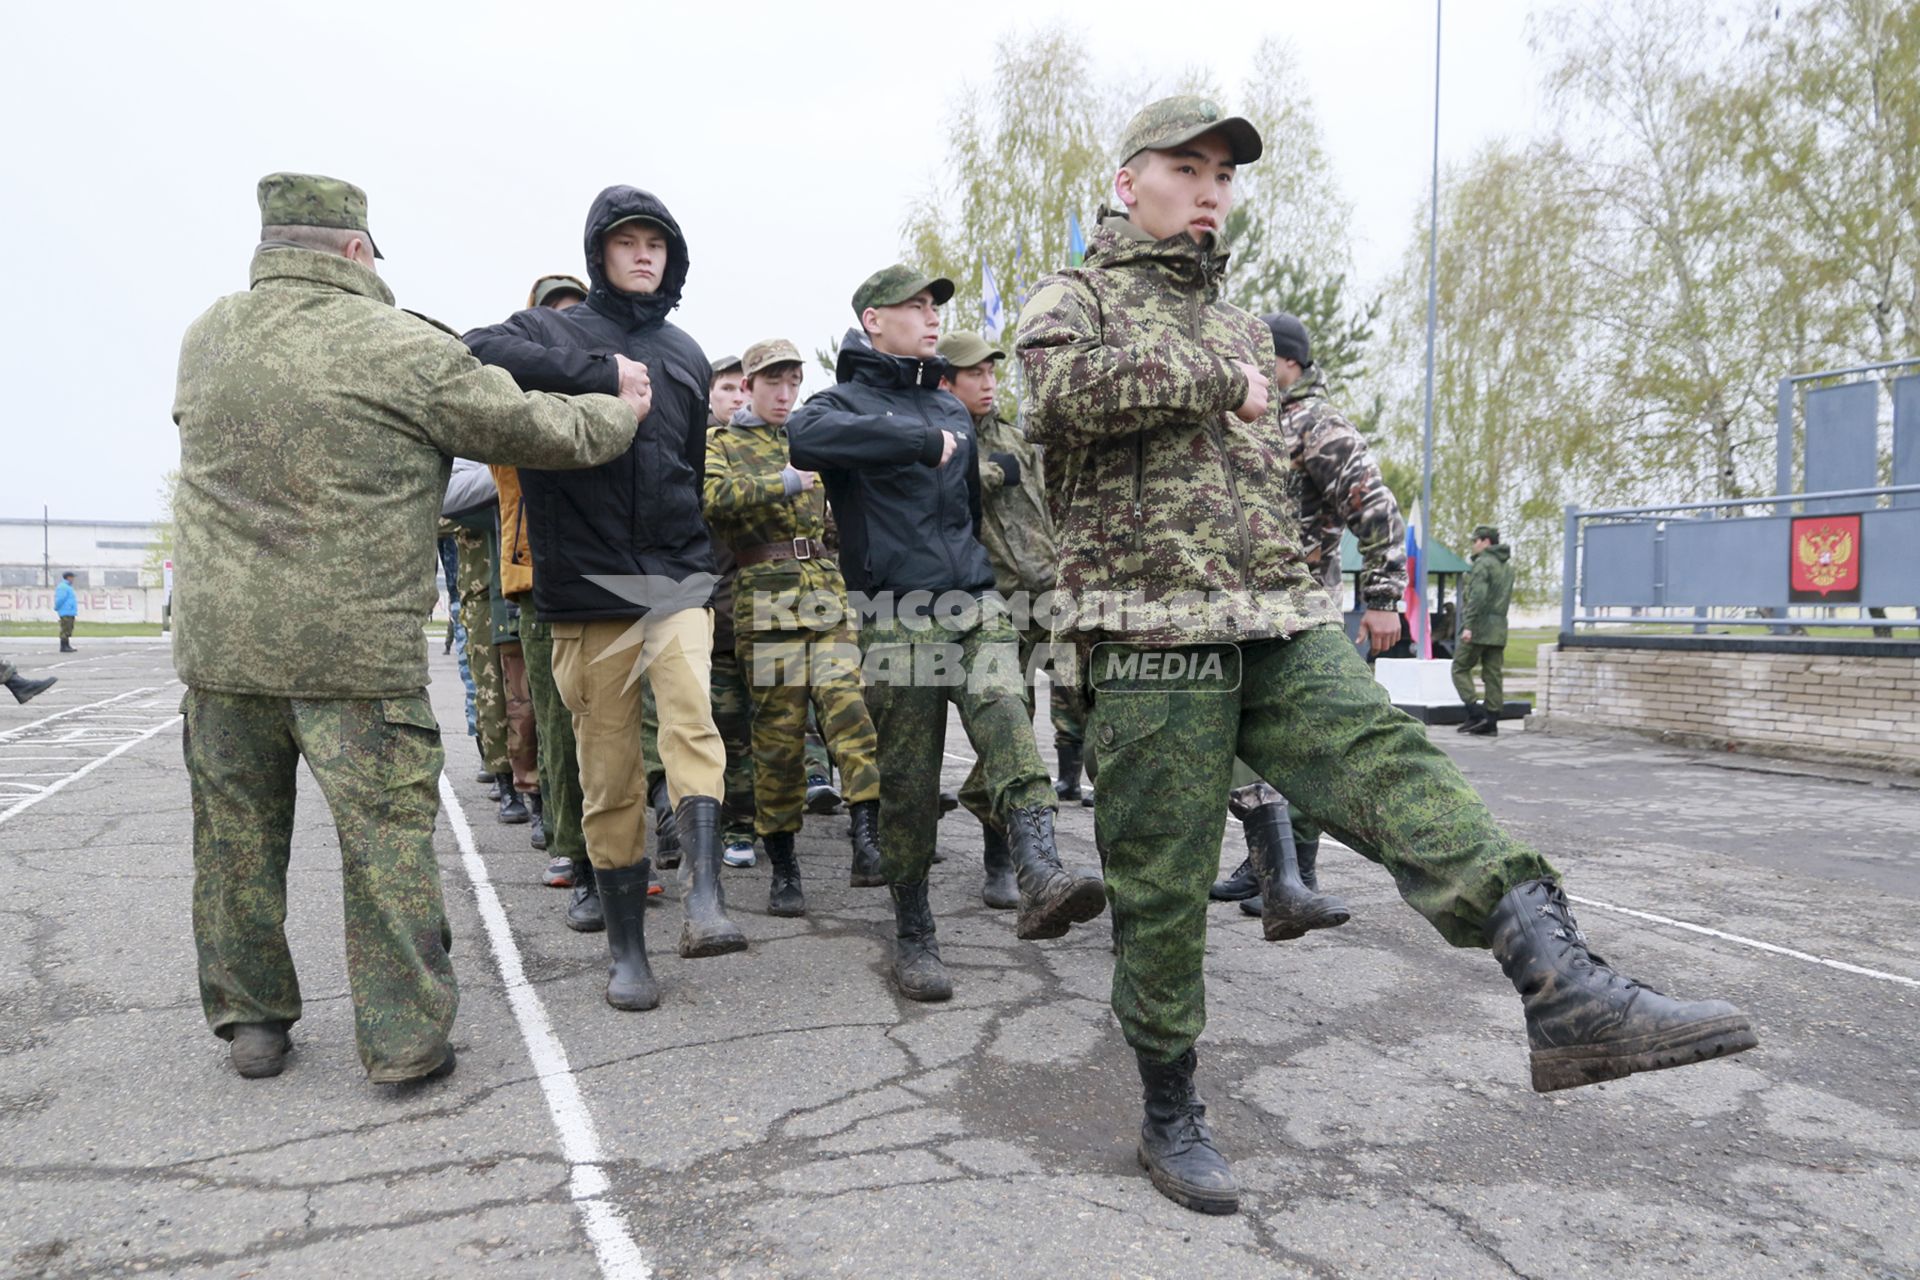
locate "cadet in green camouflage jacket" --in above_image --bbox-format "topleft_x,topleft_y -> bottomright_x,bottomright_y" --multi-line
172,173 -> 638,1085
1017,102 -> 1752,1217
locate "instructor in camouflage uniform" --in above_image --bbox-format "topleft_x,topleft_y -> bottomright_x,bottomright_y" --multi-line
172,173 -> 639,1083
1017,100 -> 1755,1215
703,338 -> 883,915
1453,524 -> 1515,736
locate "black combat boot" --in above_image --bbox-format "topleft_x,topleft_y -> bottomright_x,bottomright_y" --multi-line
1488,878 -> 1758,1092
476,766 -> 496,786
848,799 -> 885,887
1053,741 -> 1084,803
598,861 -> 661,1011
650,778 -> 682,870
486,772 -> 504,801
1005,806 -> 1107,940
1245,805 -> 1349,941
228,1023 -> 292,1079
765,831 -> 805,918
938,789 -> 960,815
980,822 -> 1018,910
528,791 -> 547,850
1455,700 -> 1485,733
497,780 -> 530,824
565,860 -> 604,932
5,673 -> 56,704
1135,1049 -> 1239,1215
1464,704 -> 1500,736
888,880 -> 952,1001
676,797 -> 747,958
1209,857 -> 1259,901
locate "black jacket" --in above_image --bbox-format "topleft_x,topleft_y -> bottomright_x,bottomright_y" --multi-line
464,187 -> 715,622
787,329 -> 993,602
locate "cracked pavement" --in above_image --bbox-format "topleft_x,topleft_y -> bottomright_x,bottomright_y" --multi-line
2,640 -> 1916,1278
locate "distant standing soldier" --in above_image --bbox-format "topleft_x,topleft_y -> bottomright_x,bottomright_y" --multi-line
172,173 -> 639,1083
54,572 -> 78,653
703,338 -> 884,915
3,656 -> 56,703
1453,524 -> 1514,736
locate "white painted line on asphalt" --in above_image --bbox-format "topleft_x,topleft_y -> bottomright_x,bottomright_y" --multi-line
437,773 -> 652,1280
0,713 -> 180,826
1563,894 -> 1920,990
0,686 -> 159,743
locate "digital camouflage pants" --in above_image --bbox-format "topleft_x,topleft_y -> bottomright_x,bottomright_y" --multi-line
959,622 -> 1088,829
1092,625 -> 1556,1062
522,604 -> 584,865
737,623 -> 880,837
861,606 -> 1056,884
182,688 -> 456,1081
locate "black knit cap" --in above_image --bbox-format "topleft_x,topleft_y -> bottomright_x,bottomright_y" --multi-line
1264,313 -> 1311,368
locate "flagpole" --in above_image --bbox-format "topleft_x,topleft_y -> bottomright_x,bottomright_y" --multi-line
1417,0 -> 1443,662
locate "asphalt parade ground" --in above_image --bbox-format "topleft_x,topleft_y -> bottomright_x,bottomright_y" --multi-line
2,639 -> 1916,1279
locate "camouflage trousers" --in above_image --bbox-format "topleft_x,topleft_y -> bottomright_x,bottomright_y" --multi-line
1092,625 -> 1557,1062
959,623 -> 1087,828
1451,641 -> 1505,712
461,593 -> 508,775
641,652 -> 759,844
861,607 -> 1056,884
181,688 -> 456,1081
58,615 -> 75,644
522,605 -> 585,865
738,624 -> 880,837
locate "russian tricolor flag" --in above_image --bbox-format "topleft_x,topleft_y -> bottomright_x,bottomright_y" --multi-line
1404,504 -> 1431,660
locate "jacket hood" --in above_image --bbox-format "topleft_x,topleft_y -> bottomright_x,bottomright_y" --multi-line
1084,209 -> 1231,294
833,327 -> 950,390
1282,365 -> 1328,407
582,186 -> 689,330
1483,544 -> 1511,563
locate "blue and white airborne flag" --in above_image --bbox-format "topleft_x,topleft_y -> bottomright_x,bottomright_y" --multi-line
981,255 -> 1005,340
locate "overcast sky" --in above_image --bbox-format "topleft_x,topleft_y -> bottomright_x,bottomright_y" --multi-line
2,0 -> 1563,522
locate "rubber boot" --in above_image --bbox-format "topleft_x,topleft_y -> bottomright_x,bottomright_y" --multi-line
497,780 -> 529,824
1246,804 -> 1349,941
980,823 -> 1018,910
1455,700 -> 1485,733
848,799 -> 885,887
5,674 -> 56,704
676,797 -> 747,958
598,861 -> 661,1011
1053,741 -> 1084,803
1135,1049 -> 1239,1215
1488,878 -> 1758,1092
528,791 -> 547,850
1005,806 -> 1107,940
565,860 -> 604,932
650,778 -> 682,870
888,880 -> 952,1001
765,831 -> 805,918
228,1023 -> 292,1079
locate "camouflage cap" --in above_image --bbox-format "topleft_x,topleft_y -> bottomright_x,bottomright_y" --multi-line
1115,94 -> 1263,167
710,354 -> 743,378
604,213 -> 671,237
531,274 -> 588,307
257,172 -> 382,258
741,338 -> 805,378
851,264 -> 955,317
1473,524 -> 1501,543
935,331 -> 1005,370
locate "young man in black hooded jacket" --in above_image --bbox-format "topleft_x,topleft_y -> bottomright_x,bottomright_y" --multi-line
465,186 -> 743,1013
786,264 -> 1107,1003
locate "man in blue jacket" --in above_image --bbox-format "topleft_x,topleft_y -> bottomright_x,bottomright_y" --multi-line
54,572 -> 78,652
787,264 -> 1106,1002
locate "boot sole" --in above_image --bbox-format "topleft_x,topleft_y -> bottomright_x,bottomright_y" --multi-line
982,890 -> 1019,910
1262,906 -> 1352,941
565,911 -> 605,933
1016,878 -> 1109,941
678,925 -> 748,958
767,900 -> 807,918
1209,885 -> 1260,902
896,977 -> 953,1002
606,984 -> 661,1012
849,870 -> 888,888
497,813 -> 530,825
1530,1015 -> 1759,1092
1137,1147 -> 1239,1215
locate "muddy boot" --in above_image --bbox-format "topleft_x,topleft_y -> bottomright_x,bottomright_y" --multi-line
228,1023 -> 292,1079
1053,741 -> 1084,803
1005,806 -> 1107,941
1247,805 -> 1348,941
1488,878 -> 1758,1092
565,860 -> 604,932
676,797 -> 747,958
598,861 -> 661,1011
980,823 -> 1018,910
765,831 -> 806,918
1135,1049 -> 1238,1215
528,791 -> 546,850
5,673 -> 56,704
888,880 -> 952,1001
848,799 -> 885,887
649,779 -> 682,870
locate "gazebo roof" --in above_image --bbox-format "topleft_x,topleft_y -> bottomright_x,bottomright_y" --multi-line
1340,529 -> 1470,574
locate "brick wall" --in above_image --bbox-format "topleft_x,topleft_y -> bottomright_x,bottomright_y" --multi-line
1534,644 -> 1920,774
